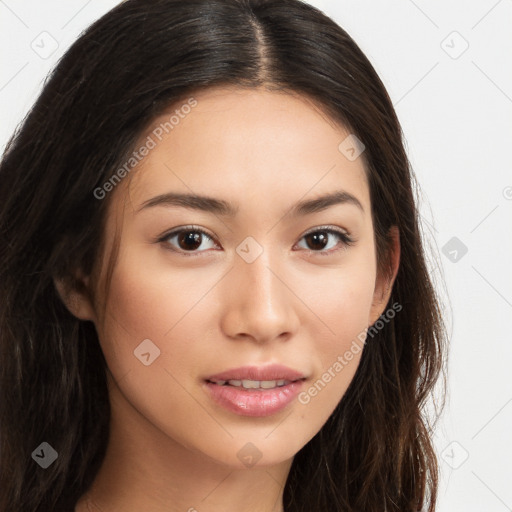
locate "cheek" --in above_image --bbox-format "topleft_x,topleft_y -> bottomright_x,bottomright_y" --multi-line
95,248 -> 227,385
94,254 -> 179,378
297,250 -> 376,349
292,254 -> 376,423
93,256 -> 215,448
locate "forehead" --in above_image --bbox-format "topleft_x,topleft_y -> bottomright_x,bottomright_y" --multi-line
121,86 -> 370,217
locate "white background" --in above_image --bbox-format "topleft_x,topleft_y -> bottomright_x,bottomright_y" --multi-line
1,1 -> 511,510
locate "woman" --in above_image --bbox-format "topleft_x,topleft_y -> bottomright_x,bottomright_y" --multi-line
0,0 -> 446,510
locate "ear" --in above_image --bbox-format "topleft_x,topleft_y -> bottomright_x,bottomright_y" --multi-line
368,226 -> 400,326
53,270 -> 97,322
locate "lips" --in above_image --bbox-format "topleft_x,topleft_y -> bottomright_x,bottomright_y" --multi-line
203,364 -> 307,417
205,364 -> 305,383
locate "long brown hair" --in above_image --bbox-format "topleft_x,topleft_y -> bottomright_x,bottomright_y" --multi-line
0,1 -> 446,510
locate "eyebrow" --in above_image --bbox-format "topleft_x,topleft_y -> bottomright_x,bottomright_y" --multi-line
138,190 -> 364,216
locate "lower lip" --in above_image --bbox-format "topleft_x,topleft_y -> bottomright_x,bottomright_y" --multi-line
204,380 -> 305,417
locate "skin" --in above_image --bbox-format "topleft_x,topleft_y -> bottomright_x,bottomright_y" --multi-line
60,86 -> 400,512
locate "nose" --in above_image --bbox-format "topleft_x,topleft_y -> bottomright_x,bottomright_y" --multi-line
219,248 -> 300,344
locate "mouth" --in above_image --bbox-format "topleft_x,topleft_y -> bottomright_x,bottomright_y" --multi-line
203,364 -> 307,417
206,377 -> 305,390
205,363 -> 306,383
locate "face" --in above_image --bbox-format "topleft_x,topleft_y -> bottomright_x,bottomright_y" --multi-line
71,86 -> 397,468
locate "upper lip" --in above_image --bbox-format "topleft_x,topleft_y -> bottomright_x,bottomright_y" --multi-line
206,364 -> 306,382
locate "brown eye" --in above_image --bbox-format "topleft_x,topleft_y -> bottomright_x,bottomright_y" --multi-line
159,226 -> 218,255
304,231 -> 329,251
176,231 -> 203,251
296,227 -> 354,255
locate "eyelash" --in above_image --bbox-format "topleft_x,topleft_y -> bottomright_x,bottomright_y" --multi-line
156,224 -> 355,257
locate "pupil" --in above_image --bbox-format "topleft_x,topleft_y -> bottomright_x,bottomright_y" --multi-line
179,232 -> 202,250
306,232 -> 328,250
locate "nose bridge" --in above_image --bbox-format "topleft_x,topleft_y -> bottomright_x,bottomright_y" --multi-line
240,246 -> 276,300
236,243 -> 284,311
220,242 -> 299,341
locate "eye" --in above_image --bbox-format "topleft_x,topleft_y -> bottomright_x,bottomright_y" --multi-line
295,226 -> 354,255
157,225 -> 219,256
156,224 -> 355,257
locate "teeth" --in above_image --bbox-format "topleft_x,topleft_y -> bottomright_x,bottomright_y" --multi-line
212,379 -> 292,389
242,379 -> 261,389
